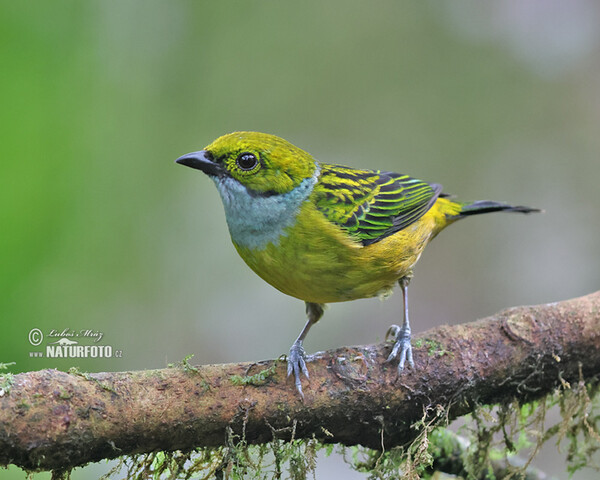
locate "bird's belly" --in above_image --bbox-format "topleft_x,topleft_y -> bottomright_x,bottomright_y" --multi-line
232,206 -> 436,304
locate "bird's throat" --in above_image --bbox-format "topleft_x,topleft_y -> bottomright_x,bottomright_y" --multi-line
212,166 -> 320,250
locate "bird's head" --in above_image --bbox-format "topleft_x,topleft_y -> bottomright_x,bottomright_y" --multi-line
176,131 -> 317,195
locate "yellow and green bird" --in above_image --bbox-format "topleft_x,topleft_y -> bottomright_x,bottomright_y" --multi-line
176,131 -> 539,396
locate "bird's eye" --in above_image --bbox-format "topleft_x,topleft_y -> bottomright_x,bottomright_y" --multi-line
236,152 -> 259,171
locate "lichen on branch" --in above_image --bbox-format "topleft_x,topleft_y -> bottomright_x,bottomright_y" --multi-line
0,291 -> 599,476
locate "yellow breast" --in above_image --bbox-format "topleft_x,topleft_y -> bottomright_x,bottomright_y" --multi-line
233,198 -> 459,304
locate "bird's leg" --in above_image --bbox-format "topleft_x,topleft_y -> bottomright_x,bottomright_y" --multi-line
385,275 -> 415,372
287,302 -> 324,398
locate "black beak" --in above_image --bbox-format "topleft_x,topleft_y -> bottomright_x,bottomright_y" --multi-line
175,150 -> 223,176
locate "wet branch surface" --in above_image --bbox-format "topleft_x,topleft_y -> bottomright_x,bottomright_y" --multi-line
1,291 -> 599,471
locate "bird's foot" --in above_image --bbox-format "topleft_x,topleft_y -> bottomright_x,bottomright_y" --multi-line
287,340 -> 309,398
385,324 -> 414,373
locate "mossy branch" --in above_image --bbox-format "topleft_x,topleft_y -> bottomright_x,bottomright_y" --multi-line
1,291 -> 599,472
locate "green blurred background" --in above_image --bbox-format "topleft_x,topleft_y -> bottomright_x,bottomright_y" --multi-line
2,1 -> 599,478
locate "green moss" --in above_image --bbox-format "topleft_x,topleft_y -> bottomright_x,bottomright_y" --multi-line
143,369 -> 167,380
413,338 -> 449,358
68,366 -> 117,394
0,362 -> 16,397
454,371 -> 600,479
99,429 -> 320,480
0,373 -> 14,397
230,364 -> 277,387
43,368 -> 600,479
68,366 -> 88,378
58,387 -> 72,400
168,354 -> 200,374
181,354 -> 200,374
200,379 -> 211,392
16,399 -> 30,411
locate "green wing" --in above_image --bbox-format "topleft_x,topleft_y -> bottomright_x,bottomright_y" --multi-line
312,163 -> 442,245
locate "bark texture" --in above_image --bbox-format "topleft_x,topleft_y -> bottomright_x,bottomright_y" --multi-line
1,291 -> 599,471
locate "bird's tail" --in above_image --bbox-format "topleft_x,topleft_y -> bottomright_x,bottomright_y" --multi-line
429,197 -> 540,238
458,200 -> 541,217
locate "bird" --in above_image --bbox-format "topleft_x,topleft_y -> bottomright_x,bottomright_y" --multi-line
175,131 -> 540,397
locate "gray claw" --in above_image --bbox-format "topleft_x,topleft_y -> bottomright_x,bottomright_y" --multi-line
287,341 -> 309,398
385,323 -> 414,373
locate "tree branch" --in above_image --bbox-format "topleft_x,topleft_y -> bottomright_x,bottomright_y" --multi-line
1,291 -> 599,471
